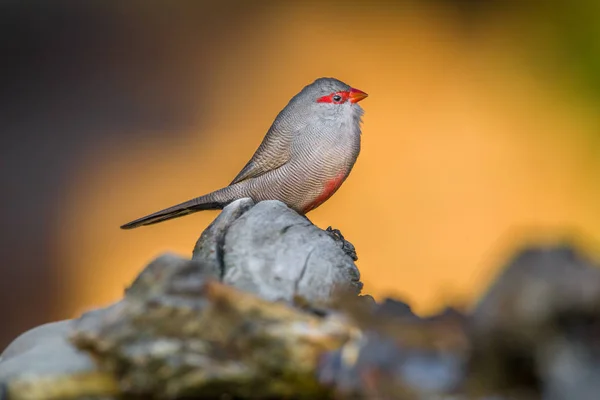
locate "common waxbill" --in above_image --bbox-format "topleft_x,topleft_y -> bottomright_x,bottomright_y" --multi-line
120,77 -> 368,229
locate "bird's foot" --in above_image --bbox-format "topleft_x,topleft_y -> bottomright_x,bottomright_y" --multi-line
326,226 -> 358,261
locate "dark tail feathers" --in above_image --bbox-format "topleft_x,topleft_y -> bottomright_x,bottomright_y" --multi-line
120,197 -> 225,229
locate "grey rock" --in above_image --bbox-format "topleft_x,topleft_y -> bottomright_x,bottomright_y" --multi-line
191,198 -> 255,278
221,200 -> 361,303
68,255 -> 351,399
0,199 -> 363,393
540,337 -> 600,400
471,245 -> 600,335
318,298 -> 469,399
0,303 -> 120,382
470,244 -> 600,398
1,320 -> 74,361
0,320 -> 96,381
125,253 -> 212,298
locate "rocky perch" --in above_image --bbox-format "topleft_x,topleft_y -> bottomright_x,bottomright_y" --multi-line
2,199 -> 600,399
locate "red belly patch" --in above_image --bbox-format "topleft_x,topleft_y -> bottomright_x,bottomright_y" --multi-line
302,171 -> 347,213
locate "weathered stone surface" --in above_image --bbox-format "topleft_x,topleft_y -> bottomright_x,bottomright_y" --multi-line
0,320 -> 95,381
190,199 -> 362,304
1,320 -> 73,361
0,200 -> 362,398
319,297 -> 469,399
471,245 -> 600,335
191,197 -> 255,278
125,252 -> 213,298
221,200 -> 362,304
0,304 -> 121,382
7,200 -> 600,399
71,269 -> 351,398
470,244 -> 600,399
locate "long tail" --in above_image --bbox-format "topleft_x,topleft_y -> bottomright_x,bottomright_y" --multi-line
120,186 -> 238,229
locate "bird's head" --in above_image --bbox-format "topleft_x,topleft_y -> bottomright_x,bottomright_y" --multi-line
303,77 -> 367,115
312,78 -> 368,106
276,77 -> 368,133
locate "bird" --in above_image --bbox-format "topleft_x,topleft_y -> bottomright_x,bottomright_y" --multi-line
120,77 -> 368,229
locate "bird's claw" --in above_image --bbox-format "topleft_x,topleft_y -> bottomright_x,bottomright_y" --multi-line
326,226 -> 344,240
326,226 -> 358,261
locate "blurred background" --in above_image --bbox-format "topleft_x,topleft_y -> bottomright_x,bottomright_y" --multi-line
2,0 -> 600,351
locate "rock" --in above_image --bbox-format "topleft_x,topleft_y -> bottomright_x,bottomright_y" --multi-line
0,319 -> 115,400
0,320 -> 98,382
14,204 -> 600,399
0,200 -> 363,399
319,297 -> 469,399
220,200 -> 362,304
125,252 -> 213,298
469,244 -> 600,399
191,197 -> 255,278
0,333 -> 95,381
190,199 -> 362,304
1,320 -> 74,361
0,305 -> 121,383
71,274 -> 352,398
471,244 -> 600,335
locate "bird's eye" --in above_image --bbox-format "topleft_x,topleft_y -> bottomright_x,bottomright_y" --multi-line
332,94 -> 342,102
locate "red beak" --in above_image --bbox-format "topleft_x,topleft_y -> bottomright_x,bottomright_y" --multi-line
349,88 -> 368,103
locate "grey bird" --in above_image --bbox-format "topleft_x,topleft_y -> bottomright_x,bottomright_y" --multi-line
120,77 -> 368,229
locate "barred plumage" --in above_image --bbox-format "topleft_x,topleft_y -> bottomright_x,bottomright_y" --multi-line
121,77 -> 367,229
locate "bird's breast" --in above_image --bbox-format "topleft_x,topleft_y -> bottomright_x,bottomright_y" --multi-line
301,170 -> 348,213
296,132 -> 359,213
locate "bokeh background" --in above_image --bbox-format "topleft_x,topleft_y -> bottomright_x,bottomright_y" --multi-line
2,0 -> 600,351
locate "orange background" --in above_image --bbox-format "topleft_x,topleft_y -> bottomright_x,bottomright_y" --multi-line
3,1 -> 600,349
58,2 -> 600,316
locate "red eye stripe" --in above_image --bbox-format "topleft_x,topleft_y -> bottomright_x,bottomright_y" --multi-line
317,91 -> 350,104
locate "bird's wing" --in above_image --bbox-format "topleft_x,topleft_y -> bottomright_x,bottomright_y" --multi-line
229,128 -> 292,185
